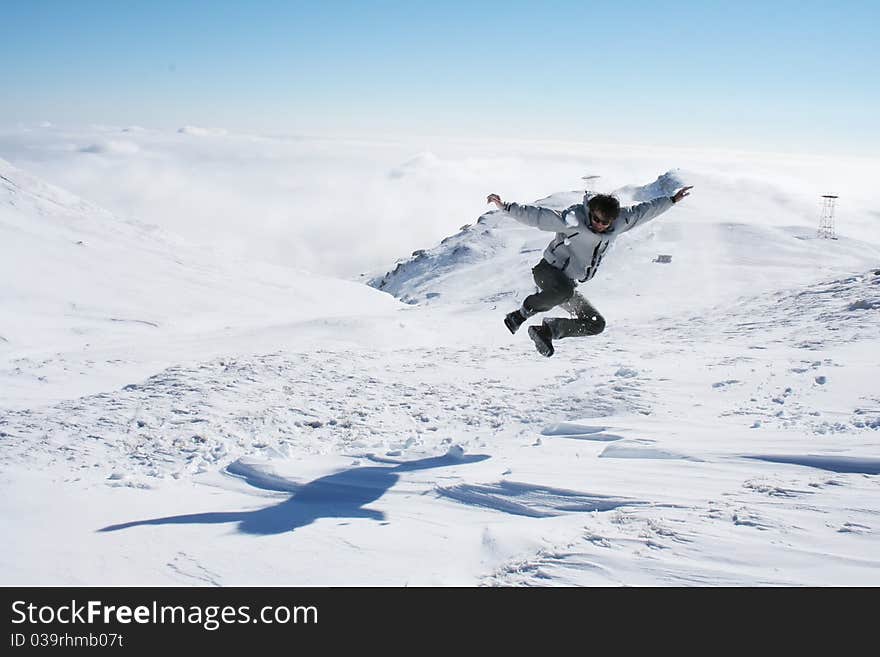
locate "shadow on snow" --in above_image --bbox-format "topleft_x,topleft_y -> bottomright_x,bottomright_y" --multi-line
98,453 -> 489,536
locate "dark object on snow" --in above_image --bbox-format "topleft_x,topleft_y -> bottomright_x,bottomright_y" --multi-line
653,254 -> 672,263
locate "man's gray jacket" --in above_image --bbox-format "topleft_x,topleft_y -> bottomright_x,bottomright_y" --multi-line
504,193 -> 675,283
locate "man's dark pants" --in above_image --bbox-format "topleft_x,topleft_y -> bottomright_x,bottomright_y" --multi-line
522,260 -> 606,339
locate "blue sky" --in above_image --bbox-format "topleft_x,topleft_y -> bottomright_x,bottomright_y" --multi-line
2,0 -> 878,155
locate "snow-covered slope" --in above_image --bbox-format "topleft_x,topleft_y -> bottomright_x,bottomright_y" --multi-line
0,158 -> 400,406
2,156 -> 879,587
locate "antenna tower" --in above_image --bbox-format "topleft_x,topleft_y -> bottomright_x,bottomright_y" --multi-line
818,195 -> 838,239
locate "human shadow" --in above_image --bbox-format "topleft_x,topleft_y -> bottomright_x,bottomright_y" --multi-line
98,453 -> 489,536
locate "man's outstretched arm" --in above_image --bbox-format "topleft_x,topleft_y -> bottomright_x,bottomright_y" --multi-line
487,193 -> 569,232
617,186 -> 693,232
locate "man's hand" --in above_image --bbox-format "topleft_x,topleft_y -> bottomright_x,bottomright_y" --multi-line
487,193 -> 506,210
671,186 -> 694,203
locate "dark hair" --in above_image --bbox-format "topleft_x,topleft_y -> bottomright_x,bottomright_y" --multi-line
588,194 -> 620,220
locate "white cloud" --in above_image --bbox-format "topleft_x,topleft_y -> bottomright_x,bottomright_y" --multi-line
1,126 -> 878,280
79,140 -> 141,155
178,125 -> 229,137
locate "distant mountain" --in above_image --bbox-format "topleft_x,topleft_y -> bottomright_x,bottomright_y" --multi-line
365,170 -> 880,319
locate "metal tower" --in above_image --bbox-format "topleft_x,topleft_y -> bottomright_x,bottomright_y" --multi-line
818,195 -> 838,239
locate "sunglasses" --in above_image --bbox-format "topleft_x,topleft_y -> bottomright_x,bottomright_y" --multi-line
590,210 -> 613,226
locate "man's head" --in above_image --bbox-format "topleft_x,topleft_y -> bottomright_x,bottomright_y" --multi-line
587,194 -> 620,232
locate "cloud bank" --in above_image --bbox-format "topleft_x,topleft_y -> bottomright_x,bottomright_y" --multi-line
1,124 -> 878,279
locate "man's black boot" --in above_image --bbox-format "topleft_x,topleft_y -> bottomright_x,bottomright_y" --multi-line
528,323 -> 554,357
504,309 -> 527,335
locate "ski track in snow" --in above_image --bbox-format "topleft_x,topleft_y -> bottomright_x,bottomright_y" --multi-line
166,552 -> 223,587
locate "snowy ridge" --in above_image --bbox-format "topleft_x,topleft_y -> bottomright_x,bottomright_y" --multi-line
2,157 -> 117,226
368,218 -> 514,305
612,169 -> 688,203
364,171 -> 688,302
366,188 -> 584,305
367,169 -> 880,318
